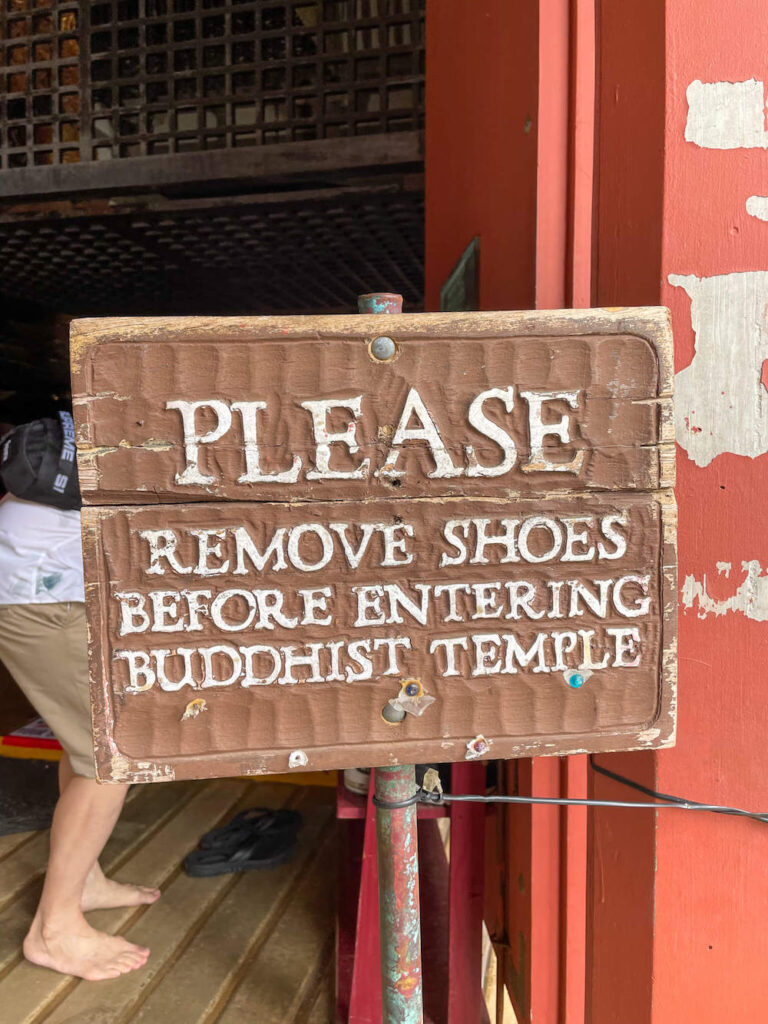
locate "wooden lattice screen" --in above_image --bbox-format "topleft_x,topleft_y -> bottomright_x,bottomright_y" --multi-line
0,0 -> 424,170
1,1 -> 80,168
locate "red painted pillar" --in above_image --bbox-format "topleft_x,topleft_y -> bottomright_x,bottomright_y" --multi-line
425,7 -> 542,1021
425,0 -> 538,313
426,5 -> 594,1021
656,2 -> 768,1018
591,2 -> 768,1021
587,4 -> 664,1020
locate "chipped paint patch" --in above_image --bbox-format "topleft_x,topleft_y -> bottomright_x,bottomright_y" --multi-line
79,444 -> 119,457
635,727 -> 662,747
465,734 -> 492,760
288,749 -> 309,768
716,561 -> 732,577
685,79 -> 768,149
108,749 -> 175,783
682,561 -> 768,621
746,195 -> 768,221
181,697 -> 207,720
79,438 -> 173,455
670,271 -> 768,466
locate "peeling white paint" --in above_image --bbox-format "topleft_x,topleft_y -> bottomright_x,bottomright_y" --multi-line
746,195 -> 768,221
685,79 -> 768,149
635,727 -> 661,747
109,750 -> 176,783
669,271 -> 768,466
716,561 -> 732,577
682,560 -> 768,621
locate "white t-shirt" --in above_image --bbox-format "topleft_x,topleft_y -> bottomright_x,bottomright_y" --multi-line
0,495 -> 85,604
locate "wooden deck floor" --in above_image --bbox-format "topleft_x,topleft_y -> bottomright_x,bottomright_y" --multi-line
0,779 -> 336,1024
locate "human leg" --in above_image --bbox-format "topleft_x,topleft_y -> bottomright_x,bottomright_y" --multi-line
0,604 -> 156,978
23,770 -> 151,980
57,752 -> 161,912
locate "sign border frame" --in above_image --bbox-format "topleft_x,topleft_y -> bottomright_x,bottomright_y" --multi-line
72,307 -> 676,783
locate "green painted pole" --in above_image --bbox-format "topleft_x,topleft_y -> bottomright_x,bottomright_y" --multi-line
374,765 -> 424,1024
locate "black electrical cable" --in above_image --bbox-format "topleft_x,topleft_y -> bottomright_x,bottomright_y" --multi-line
589,756 -> 768,824
372,761 -> 768,824
372,792 -> 421,810
424,792 -> 768,822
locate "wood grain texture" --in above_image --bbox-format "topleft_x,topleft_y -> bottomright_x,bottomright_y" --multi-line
0,783 -> 198,976
71,308 -> 673,504
0,783 -> 334,1024
128,794 -> 333,1024
82,494 -> 675,782
589,6 -> 768,1024
72,308 -> 676,783
0,780 -> 248,1021
43,788 -> 328,1024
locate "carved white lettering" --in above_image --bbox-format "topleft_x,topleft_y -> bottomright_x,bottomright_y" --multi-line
301,396 -> 370,480
465,386 -> 517,477
382,387 -> 463,479
167,399 -> 232,486
520,390 -> 585,474
233,401 -> 301,483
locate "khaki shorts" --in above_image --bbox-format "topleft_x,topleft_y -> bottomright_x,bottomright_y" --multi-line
0,602 -> 95,778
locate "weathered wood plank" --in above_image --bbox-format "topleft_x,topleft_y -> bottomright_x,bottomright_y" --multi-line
0,780 -> 248,1023
42,786 -> 323,1024
305,961 -> 335,1024
71,310 -> 673,505
0,782 -> 200,978
82,493 -> 676,781
0,832 -> 36,864
70,306 -> 672,383
0,132 -> 423,200
0,837 -> 50,917
72,306 -> 676,784
0,781 -> 197,937
214,826 -> 337,1024
127,792 -> 334,1024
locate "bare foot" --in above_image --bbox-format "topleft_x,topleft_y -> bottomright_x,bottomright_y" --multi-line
81,872 -> 161,912
24,915 -> 150,981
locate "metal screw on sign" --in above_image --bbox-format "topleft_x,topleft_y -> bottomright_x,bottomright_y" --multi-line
359,291 -> 424,1024
382,702 -> 407,724
371,335 -> 397,360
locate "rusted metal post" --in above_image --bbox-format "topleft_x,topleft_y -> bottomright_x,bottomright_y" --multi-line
357,292 -> 404,316
358,290 -> 424,1024
374,764 -> 423,1024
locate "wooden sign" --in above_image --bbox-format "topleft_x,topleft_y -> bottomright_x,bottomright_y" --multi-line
71,308 -> 676,783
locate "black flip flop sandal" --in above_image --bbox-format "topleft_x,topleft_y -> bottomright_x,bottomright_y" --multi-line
184,829 -> 299,878
199,807 -> 302,851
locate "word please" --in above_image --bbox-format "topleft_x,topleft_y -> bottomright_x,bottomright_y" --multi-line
167,385 -> 585,485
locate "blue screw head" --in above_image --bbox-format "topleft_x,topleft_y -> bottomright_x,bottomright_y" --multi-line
567,672 -> 585,689
405,682 -> 420,697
